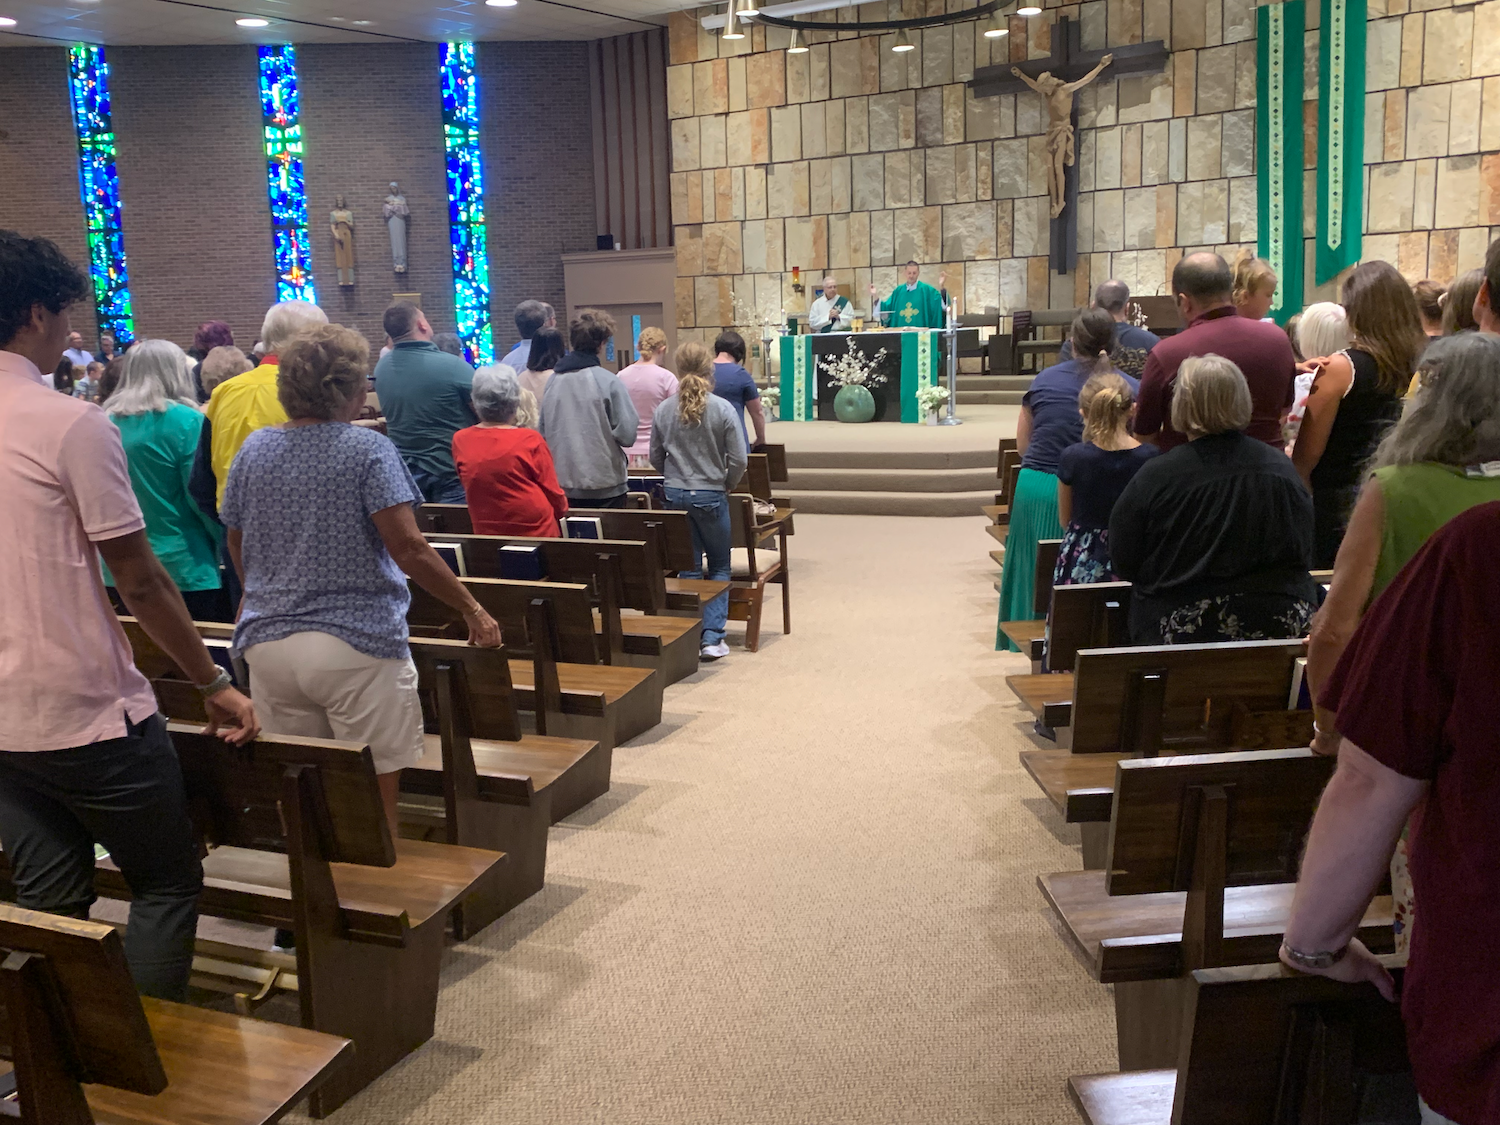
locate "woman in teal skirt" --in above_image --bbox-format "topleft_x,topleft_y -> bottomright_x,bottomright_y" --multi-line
996,309 -> 1139,649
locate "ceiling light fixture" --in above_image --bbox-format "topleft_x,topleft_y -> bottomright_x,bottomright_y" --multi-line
983,11 -> 1008,36
485,0 -> 519,6
737,0 -> 760,16
1016,4 -> 1042,14
892,28 -> 914,51
786,27 -> 808,52
0,15 -> 16,25
721,7 -> 745,38
235,16 -> 269,26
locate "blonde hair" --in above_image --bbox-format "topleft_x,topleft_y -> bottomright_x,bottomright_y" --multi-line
1079,372 -> 1135,447
1170,353 -> 1253,440
515,387 -> 539,429
1231,251 -> 1277,305
276,324 -> 370,421
675,341 -> 714,426
200,345 -> 253,395
636,326 -> 668,358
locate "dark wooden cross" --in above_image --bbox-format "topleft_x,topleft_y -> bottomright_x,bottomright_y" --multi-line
969,16 -> 1169,275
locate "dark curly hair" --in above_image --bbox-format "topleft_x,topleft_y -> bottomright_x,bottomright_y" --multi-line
0,231 -> 89,349
569,308 -> 615,354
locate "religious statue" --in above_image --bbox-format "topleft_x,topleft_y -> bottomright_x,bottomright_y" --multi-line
383,182 -> 410,274
330,196 -> 355,287
1012,53 -> 1113,219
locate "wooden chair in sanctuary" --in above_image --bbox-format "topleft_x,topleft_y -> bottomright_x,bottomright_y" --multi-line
0,901 -> 352,1125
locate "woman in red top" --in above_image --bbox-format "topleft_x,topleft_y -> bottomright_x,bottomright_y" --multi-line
452,365 -> 568,536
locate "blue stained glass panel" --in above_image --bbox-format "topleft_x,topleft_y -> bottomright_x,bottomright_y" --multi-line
258,45 -> 315,304
66,45 -> 135,346
440,43 -> 492,366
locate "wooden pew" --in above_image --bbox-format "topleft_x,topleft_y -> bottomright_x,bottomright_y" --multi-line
1012,638 -> 1310,866
728,493 -> 790,651
0,727 -> 506,1117
1039,749 -> 1394,1072
1068,959 -> 1410,1125
997,538 -> 1063,664
404,580 -> 663,759
432,536 -> 703,684
0,902 -> 353,1125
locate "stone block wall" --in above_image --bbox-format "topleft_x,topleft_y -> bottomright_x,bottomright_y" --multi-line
665,0 -> 1500,353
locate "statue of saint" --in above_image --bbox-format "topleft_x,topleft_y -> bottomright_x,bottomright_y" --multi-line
330,195 -> 355,287
1012,54 -> 1113,219
383,182 -> 410,274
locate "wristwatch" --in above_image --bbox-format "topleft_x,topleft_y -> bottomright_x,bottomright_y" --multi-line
194,668 -> 235,699
1280,941 -> 1348,970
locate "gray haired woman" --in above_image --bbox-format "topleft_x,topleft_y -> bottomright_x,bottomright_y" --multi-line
103,339 -> 232,621
1109,353 -> 1318,644
452,364 -> 569,536
1307,331 -> 1500,755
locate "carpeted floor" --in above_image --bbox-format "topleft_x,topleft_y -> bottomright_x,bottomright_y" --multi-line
296,513 -> 1115,1124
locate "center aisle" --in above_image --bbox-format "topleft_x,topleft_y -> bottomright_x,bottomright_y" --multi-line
323,514 -> 1115,1124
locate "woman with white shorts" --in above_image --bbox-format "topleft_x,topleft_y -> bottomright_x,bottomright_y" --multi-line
220,323 -> 501,830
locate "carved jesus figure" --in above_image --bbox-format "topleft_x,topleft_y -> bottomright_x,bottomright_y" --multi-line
1012,54 -> 1113,219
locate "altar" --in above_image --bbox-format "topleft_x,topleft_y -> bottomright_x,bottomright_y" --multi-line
777,330 -> 945,423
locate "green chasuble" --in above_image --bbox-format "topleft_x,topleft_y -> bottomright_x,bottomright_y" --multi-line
878,281 -> 946,328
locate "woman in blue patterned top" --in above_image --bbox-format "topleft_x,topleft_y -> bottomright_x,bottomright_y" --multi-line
221,324 -> 501,830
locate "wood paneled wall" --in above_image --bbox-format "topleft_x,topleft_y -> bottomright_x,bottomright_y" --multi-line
589,29 -> 673,250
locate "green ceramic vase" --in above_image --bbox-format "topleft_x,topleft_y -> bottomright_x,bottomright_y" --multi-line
833,383 -> 876,423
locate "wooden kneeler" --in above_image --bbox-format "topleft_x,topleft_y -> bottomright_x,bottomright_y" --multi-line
0,903 -> 352,1125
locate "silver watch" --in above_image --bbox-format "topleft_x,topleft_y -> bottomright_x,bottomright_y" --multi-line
194,668 -> 235,699
1280,941 -> 1348,970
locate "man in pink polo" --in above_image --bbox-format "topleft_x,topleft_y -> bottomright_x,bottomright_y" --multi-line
1134,252 -> 1298,450
0,230 -> 258,1001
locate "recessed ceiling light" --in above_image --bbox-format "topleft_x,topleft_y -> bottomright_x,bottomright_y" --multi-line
485,0 -> 518,7
1016,4 -> 1042,14
235,16 -> 269,26
351,18 -> 373,24
0,16 -> 17,25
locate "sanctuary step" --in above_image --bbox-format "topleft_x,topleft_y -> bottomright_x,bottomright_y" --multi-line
955,374 -> 1031,406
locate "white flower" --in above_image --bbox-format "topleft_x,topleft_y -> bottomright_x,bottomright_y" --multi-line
818,336 -> 889,388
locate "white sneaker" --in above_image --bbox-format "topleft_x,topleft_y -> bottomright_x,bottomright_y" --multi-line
699,642 -> 730,661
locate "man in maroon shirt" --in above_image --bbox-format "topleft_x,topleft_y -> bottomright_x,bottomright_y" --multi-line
1133,252 -> 1297,450
1281,501 -> 1500,1125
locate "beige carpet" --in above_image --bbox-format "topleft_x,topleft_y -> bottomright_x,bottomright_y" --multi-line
297,514 -> 1115,1124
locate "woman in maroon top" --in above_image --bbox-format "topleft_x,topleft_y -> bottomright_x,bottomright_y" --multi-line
452,365 -> 568,536
1282,502 -> 1500,1125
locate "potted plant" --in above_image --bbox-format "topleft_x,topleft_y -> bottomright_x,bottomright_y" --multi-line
818,336 -> 889,423
917,384 -> 949,425
760,382 -> 781,417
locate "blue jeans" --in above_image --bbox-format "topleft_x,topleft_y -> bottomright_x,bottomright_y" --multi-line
665,487 -> 731,645
414,471 -> 467,506
0,713 -> 203,1001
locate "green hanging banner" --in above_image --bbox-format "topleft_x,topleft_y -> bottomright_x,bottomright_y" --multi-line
778,335 -> 815,421
1257,0 -> 1305,325
1315,0 -> 1366,284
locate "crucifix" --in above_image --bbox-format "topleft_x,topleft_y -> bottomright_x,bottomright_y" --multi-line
969,17 -> 1169,274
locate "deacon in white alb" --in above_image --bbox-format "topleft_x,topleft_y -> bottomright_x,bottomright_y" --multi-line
808,276 -> 855,333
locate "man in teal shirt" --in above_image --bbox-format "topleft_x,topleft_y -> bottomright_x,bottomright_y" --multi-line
869,260 -> 949,328
371,302 -> 476,503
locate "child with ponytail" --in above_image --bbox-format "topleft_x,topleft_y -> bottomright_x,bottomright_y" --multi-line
1052,372 -> 1158,587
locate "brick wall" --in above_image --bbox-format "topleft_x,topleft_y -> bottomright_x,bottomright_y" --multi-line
0,48 -> 98,345
110,46 -> 272,349
299,43 -> 453,346
479,41 -> 600,352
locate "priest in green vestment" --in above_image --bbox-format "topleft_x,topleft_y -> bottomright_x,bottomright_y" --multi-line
869,261 -> 949,329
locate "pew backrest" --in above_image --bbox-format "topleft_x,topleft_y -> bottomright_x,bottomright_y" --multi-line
407,577 -> 602,665
169,725 -> 396,868
415,504 -> 473,536
0,903 -> 166,1096
1105,747 -> 1334,896
406,637 -> 523,742
1071,639 -> 1307,755
431,534 -> 666,615
1047,581 -> 1131,672
1032,539 -> 1062,617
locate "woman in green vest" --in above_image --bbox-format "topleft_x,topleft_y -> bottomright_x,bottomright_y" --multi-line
1306,332 -> 1500,952
103,339 -> 231,622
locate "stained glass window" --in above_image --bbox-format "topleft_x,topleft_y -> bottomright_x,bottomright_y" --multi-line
66,45 -> 135,346
258,45 -> 316,304
440,43 -> 493,365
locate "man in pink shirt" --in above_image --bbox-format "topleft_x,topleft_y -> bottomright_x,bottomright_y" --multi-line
0,231 -> 258,1000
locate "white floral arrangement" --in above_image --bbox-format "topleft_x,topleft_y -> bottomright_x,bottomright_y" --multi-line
916,384 -> 950,413
760,382 -> 781,409
818,335 -> 889,388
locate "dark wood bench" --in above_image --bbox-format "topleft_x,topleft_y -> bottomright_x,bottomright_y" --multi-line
0,726 -> 505,1117
997,538 -> 1063,665
429,537 -> 703,683
0,901 -> 353,1125
404,579 -> 663,753
1039,748 -> 1394,1072
1012,638 -> 1311,866
1068,959 -> 1410,1125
